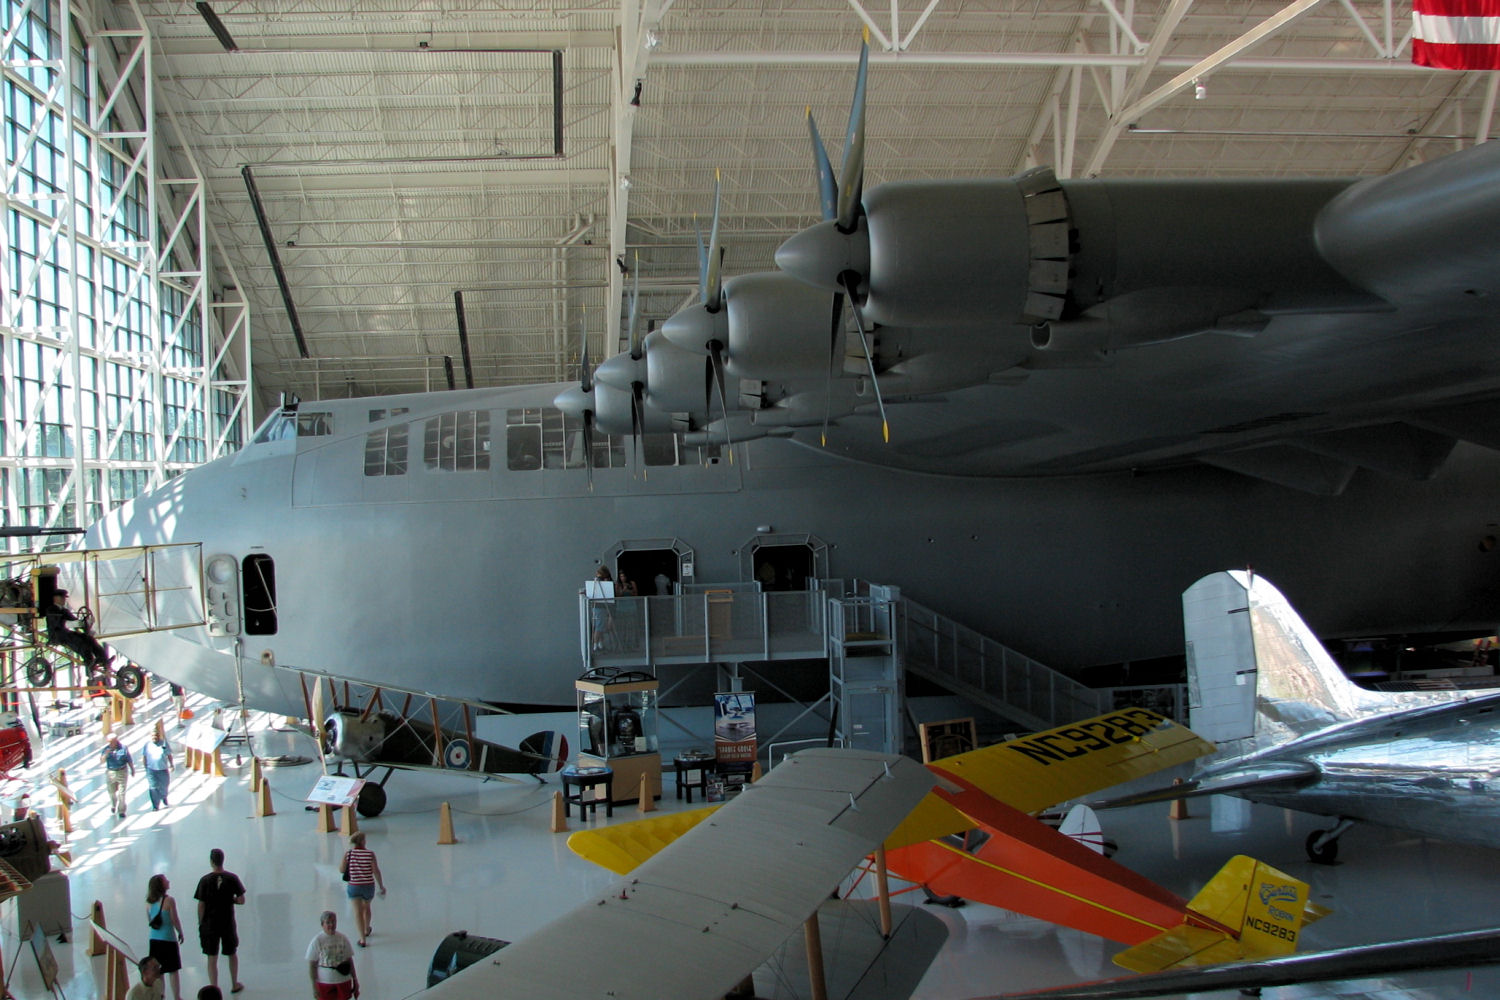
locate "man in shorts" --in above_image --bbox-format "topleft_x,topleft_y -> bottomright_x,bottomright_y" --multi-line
194,848 -> 246,994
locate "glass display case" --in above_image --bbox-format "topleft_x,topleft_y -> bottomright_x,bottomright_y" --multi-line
575,668 -> 661,802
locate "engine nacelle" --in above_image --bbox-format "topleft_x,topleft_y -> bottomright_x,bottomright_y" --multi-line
325,709 -> 388,763
724,273 -> 838,382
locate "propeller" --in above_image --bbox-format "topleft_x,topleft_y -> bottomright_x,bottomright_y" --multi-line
803,33 -> 884,445
552,306 -> 597,490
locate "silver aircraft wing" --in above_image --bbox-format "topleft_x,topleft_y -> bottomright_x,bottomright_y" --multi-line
988,927 -> 1500,1000
1092,760 -> 1320,810
420,747 -> 936,999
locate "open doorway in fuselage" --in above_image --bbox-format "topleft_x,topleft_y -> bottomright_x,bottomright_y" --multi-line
750,543 -> 815,592
615,548 -> 682,597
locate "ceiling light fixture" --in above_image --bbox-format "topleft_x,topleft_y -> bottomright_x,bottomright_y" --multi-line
1193,78 -> 1206,100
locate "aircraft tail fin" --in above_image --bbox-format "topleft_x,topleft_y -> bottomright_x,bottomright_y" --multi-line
1183,570 -> 1405,752
1113,855 -> 1325,972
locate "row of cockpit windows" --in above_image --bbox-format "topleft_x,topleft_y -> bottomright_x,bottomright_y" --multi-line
361,406 -> 709,478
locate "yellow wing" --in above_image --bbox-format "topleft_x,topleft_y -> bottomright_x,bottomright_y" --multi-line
887,707 -> 1214,848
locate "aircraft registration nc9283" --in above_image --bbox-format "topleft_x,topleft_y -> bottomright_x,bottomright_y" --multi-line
86,40 -> 1500,721
1099,570 -> 1500,864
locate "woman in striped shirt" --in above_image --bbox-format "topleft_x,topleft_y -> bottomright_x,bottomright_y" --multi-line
337,832 -> 385,947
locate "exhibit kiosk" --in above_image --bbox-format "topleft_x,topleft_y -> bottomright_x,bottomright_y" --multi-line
575,668 -> 662,803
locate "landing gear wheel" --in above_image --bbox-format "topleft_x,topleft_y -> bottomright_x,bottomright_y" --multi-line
113,665 -> 144,699
23,656 -> 53,688
1305,829 -> 1338,865
355,782 -> 387,818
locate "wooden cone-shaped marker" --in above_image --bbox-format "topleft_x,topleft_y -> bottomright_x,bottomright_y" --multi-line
751,760 -> 763,783
88,900 -> 108,956
107,947 -> 129,1000
250,756 -> 263,793
254,777 -> 275,818
211,748 -> 225,777
637,773 -> 657,814
437,802 -> 457,845
340,801 -> 358,835
1168,777 -> 1189,820
315,803 -> 335,833
100,712 -> 111,739
550,790 -> 567,833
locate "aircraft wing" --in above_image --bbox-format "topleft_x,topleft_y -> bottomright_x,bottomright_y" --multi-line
423,747 -> 935,1000
570,708 -> 1214,874
989,927 -> 1500,1000
1092,760 -> 1320,811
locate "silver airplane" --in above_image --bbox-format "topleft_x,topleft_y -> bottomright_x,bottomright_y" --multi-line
1103,569 -> 1500,864
81,44 -> 1500,729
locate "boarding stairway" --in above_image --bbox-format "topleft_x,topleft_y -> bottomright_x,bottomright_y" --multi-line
579,581 -> 1171,738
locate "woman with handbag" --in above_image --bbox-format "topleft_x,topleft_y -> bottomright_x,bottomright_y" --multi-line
146,873 -> 186,1000
305,911 -> 358,1000
337,831 -> 384,947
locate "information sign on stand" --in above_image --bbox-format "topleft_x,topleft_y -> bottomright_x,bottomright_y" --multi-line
307,775 -> 364,808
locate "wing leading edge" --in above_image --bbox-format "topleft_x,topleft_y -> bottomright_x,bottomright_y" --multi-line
425,748 -> 935,1000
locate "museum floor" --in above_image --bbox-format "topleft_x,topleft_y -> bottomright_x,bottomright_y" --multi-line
4,683 -> 1498,1000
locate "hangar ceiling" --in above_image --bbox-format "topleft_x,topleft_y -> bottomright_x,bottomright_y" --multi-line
128,1 -> 1496,410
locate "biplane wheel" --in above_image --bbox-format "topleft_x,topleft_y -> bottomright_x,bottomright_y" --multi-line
23,656 -> 52,688
113,665 -> 145,699
1305,829 -> 1339,865
355,782 -> 387,818
443,739 -> 472,770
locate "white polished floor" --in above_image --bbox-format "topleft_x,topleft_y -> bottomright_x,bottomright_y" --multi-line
2,683 -> 1497,1000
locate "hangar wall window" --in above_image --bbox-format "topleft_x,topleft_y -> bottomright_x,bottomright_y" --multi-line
364,424 -> 410,476
242,554 -> 277,635
424,410 -> 490,471
0,0 -> 253,551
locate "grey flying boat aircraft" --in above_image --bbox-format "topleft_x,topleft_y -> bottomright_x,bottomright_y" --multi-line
83,45 -> 1500,725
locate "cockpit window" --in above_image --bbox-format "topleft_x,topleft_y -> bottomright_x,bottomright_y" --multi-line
423,410 -> 491,471
296,412 -> 332,437
364,424 -> 409,476
250,410 -> 297,444
368,407 -> 408,423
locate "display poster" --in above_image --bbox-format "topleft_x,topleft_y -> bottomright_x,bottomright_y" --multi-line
713,691 -> 757,764
181,720 -> 229,754
307,774 -> 364,807
28,921 -> 58,989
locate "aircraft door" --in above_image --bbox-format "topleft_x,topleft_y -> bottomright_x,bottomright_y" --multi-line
747,539 -> 823,592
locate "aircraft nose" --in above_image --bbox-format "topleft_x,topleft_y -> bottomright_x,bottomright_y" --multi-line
775,218 -> 869,292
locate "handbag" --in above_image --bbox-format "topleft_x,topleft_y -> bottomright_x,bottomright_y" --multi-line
340,852 -> 350,883
334,959 -> 353,976
149,905 -> 163,930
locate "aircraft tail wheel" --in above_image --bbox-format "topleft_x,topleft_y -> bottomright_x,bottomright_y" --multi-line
23,656 -> 52,688
443,738 -> 471,770
114,665 -> 144,699
1306,829 -> 1338,865
355,782 -> 387,818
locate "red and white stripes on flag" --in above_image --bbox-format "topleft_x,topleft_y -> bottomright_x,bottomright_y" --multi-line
1413,0 -> 1500,70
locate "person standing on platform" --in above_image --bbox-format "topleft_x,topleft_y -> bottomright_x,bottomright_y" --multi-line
143,725 -> 174,810
337,831 -> 384,947
146,873 -> 186,1000
101,733 -> 134,816
306,910 -> 358,1000
194,848 -> 246,994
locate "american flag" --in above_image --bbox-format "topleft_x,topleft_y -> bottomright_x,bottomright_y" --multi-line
1413,0 -> 1500,69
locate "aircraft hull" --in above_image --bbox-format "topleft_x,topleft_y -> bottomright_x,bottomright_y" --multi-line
84,384 -> 1500,720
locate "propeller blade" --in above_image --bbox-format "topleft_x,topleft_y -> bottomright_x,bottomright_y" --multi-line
835,34 -> 869,232
693,213 -> 707,304
578,304 -> 593,392
582,413 -> 595,492
627,251 -> 643,359
843,274 -> 889,443
630,383 -> 645,479
822,289 -> 845,447
706,169 -> 724,311
806,109 -> 837,223
709,343 -> 734,464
